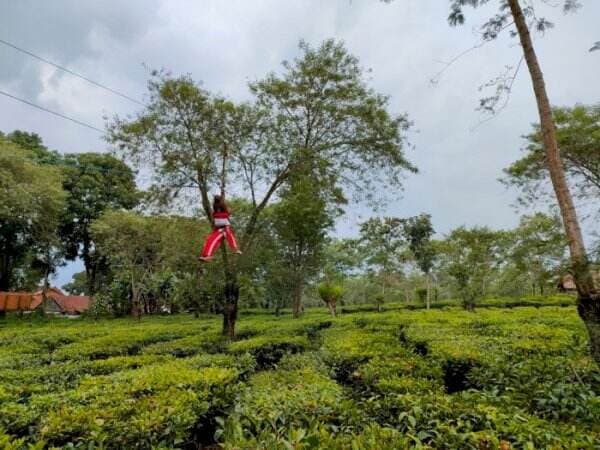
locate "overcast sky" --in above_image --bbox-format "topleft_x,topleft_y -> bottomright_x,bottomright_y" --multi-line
1,1 -> 599,286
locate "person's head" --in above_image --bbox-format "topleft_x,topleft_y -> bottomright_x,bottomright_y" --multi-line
213,194 -> 227,212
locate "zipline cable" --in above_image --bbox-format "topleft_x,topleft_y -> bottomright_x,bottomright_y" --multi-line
0,89 -> 104,133
0,38 -> 145,106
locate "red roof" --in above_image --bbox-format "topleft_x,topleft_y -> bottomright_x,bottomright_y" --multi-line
0,292 -> 33,311
56,295 -> 92,314
0,287 -> 92,314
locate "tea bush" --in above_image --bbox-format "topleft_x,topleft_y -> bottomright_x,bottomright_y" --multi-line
0,304 -> 598,448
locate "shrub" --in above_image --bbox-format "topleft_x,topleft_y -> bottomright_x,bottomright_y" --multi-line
228,335 -> 309,369
1,302 -> 598,448
219,368 -> 361,447
317,282 -> 344,316
39,363 -> 239,448
415,288 -> 427,303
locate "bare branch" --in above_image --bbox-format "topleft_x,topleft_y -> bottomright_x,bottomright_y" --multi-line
470,55 -> 524,130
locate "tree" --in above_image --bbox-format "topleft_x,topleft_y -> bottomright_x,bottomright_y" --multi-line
108,72 -> 259,331
155,215 -> 208,314
91,211 -> 162,318
59,153 -> 139,293
359,217 -> 406,311
508,213 -> 567,296
321,239 -> 360,277
440,227 -> 504,311
0,138 -> 66,292
271,175 -> 335,317
503,104 -> 600,208
35,232 -> 66,311
109,40 -> 414,337
5,130 -> 61,164
402,214 -> 437,309
317,281 -> 344,317
91,211 -> 207,317
447,0 -> 600,364
63,271 -> 89,295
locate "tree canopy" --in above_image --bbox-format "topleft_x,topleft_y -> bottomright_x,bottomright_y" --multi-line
108,39 -> 416,336
59,152 -> 139,293
0,138 -> 65,290
503,104 -> 600,207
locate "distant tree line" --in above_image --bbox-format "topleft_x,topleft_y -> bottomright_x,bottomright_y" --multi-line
0,127 -> 578,318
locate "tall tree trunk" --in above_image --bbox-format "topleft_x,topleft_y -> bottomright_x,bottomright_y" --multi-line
426,273 -> 431,310
222,281 -> 239,337
220,245 -> 239,338
83,237 -> 94,294
0,257 -> 5,317
40,253 -> 50,316
292,277 -> 304,318
327,301 -> 337,317
0,251 -> 10,291
507,0 -> 600,363
131,273 -> 141,319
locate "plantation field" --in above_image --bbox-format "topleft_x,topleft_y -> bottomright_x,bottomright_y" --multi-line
1,306 -> 599,449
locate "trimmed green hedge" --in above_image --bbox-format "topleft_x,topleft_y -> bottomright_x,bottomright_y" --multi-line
0,303 -> 598,448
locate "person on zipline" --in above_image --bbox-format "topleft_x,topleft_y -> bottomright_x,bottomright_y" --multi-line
199,195 -> 242,262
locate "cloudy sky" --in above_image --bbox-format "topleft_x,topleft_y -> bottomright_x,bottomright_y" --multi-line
1,1 -> 599,286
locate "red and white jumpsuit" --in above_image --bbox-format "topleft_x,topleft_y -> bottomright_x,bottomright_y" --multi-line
200,211 -> 240,258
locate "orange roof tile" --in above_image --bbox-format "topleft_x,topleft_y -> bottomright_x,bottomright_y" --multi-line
0,288 -> 92,313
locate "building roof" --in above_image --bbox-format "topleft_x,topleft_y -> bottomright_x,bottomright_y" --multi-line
56,295 -> 92,314
0,288 -> 92,314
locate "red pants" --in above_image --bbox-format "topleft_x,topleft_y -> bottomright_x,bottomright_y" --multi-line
201,226 -> 240,258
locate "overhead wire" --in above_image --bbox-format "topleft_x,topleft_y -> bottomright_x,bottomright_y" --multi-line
0,37 -> 146,135
0,38 -> 144,106
0,89 -> 104,133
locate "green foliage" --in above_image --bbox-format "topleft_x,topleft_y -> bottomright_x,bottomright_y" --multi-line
107,39 -> 416,335
439,226 -> 505,310
359,217 -> 406,275
91,211 -> 207,316
504,104 -> 600,207
4,130 -> 62,164
358,217 -> 409,309
251,39 -> 415,200
62,271 -> 89,296
318,282 -> 344,304
415,288 -> 427,302
268,175 -> 336,315
0,138 -> 66,290
0,306 -> 598,448
59,152 -> 139,293
39,363 -> 238,448
507,213 -> 567,295
403,213 -> 436,275
220,368 -> 357,448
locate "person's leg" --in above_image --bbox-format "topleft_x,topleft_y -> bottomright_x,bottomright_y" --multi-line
201,229 -> 225,259
224,227 -> 242,253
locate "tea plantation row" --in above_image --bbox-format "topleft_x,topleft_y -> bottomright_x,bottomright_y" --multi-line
0,305 -> 599,449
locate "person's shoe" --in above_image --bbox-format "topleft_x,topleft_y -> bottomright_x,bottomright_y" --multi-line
198,256 -> 212,262
234,250 -> 243,255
